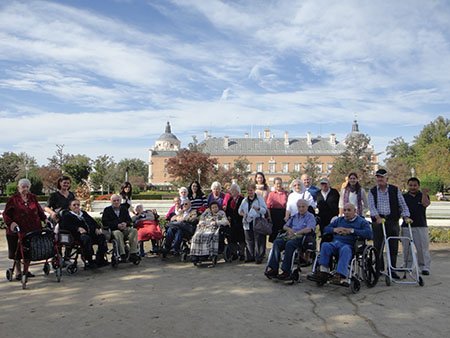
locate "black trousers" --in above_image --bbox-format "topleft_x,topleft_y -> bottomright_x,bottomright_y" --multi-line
372,218 -> 400,271
269,208 -> 285,243
78,233 -> 107,263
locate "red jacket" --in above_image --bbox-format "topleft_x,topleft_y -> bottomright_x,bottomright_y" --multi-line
3,193 -> 47,235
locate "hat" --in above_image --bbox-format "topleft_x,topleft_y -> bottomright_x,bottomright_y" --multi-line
319,177 -> 330,184
375,169 -> 388,177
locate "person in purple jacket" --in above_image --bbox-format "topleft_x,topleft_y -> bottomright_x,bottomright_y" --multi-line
317,203 -> 373,285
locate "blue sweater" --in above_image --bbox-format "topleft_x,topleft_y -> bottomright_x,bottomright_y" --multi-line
324,215 -> 373,246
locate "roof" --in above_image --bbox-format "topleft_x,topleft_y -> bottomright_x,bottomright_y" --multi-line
157,122 -> 180,143
200,136 -> 346,156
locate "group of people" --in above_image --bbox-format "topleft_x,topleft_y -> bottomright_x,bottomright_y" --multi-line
3,169 -> 432,284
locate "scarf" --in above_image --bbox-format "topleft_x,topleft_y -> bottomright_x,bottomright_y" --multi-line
343,185 -> 363,216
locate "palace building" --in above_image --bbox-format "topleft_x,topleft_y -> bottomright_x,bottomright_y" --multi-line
148,120 -> 376,187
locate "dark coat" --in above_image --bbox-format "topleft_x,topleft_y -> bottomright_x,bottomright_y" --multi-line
101,205 -> 132,231
316,188 -> 340,231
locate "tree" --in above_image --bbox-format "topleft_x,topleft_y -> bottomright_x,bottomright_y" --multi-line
37,166 -> 63,193
62,154 -> 92,186
329,134 -> 375,188
412,116 -> 450,185
0,152 -> 21,193
166,149 -> 218,187
231,156 -> 251,188
117,158 -> 149,183
384,137 -> 415,189
302,156 -> 321,185
47,144 -> 69,170
90,155 -> 117,193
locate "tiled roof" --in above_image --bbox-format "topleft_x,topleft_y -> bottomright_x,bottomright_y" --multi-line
151,150 -> 178,157
200,136 -> 346,156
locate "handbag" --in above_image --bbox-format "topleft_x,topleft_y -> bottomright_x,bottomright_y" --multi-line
253,215 -> 272,235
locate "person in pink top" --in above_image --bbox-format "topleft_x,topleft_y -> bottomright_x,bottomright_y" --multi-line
266,177 -> 289,242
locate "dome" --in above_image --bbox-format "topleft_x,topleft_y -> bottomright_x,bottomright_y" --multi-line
157,121 -> 180,142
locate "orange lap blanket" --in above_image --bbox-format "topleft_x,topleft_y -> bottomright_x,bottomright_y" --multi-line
136,220 -> 163,242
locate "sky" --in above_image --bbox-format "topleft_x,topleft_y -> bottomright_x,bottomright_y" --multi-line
1,0 -> 449,165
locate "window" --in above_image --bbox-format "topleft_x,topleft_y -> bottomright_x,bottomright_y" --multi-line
316,164 -> 323,173
294,163 -> 301,172
282,163 -> 289,173
327,163 -> 333,172
246,164 -> 251,172
223,163 -> 230,170
269,163 -> 276,173
256,163 -> 263,172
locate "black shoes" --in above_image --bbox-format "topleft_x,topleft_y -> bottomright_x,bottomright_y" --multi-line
422,270 -> 430,276
264,269 -> 278,279
277,271 -> 291,281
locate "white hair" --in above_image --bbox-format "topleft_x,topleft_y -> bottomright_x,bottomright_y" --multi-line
18,178 -> 31,187
211,181 -> 222,190
289,179 -> 304,190
179,187 -> 188,194
110,194 -> 121,201
134,203 -> 144,213
229,183 -> 241,194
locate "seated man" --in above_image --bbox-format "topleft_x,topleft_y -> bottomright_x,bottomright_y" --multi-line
60,199 -> 109,268
101,194 -> 139,263
316,202 -> 372,285
164,199 -> 198,255
265,199 -> 316,280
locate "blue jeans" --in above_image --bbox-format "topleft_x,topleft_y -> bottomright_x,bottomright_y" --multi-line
319,240 -> 353,277
165,227 -> 183,252
268,236 -> 305,273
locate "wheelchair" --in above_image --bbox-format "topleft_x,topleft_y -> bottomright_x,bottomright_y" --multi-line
191,225 -> 233,267
107,229 -> 141,268
265,232 -> 316,285
57,229 -> 84,274
307,234 -> 379,293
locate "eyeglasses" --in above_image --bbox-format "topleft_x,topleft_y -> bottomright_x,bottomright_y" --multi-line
183,203 -> 189,206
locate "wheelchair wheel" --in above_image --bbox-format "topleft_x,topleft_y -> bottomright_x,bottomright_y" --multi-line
67,264 -> 78,274
350,277 -> 361,294
211,255 -> 218,267
111,255 -> 119,268
43,262 -> 50,275
362,246 -> 378,288
180,252 -> 188,262
291,268 -> 300,284
385,275 -> 391,286
6,268 -> 13,281
55,267 -> 62,282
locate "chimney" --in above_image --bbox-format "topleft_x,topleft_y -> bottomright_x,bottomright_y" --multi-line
264,128 -> 270,139
284,131 -> 289,146
244,132 -> 249,138
258,132 -> 261,139
224,136 -> 229,149
204,130 -> 209,140
307,131 -> 312,146
329,133 -> 336,146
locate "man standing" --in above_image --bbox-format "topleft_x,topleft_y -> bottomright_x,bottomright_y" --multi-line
301,174 -> 320,201
316,177 -> 340,235
402,177 -> 431,275
368,169 -> 411,279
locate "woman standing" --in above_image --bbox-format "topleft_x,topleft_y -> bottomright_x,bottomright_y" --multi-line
225,183 -> 245,261
119,181 -> 133,210
3,179 -> 47,280
188,181 -> 207,212
266,177 -> 288,242
207,181 -> 226,210
285,179 -> 315,221
338,172 -> 368,216
254,172 -> 269,201
238,183 -> 268,264
45,176 -> 75,222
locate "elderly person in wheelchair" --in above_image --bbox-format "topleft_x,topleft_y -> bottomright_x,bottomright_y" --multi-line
264,199 -> 316,281
314,202 -> 372,286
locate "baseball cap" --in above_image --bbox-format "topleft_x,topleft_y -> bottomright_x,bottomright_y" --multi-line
375,169 -> 388,177
319,177 -> 330,184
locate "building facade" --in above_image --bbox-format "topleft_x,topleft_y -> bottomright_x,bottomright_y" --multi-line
148,120 -> 376,186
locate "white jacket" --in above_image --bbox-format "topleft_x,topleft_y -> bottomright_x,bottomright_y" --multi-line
238,195 -> 267,231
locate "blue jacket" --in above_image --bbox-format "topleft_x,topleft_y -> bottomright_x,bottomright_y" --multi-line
324,215 -> 372,246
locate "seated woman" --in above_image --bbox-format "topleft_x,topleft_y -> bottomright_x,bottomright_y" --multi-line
60,199 -> 109,268
265,199 -> 316,280
165,196 -> 181,221
132,204 -> 163,257
164,199 -> 198,255
190,201 -> 230,263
